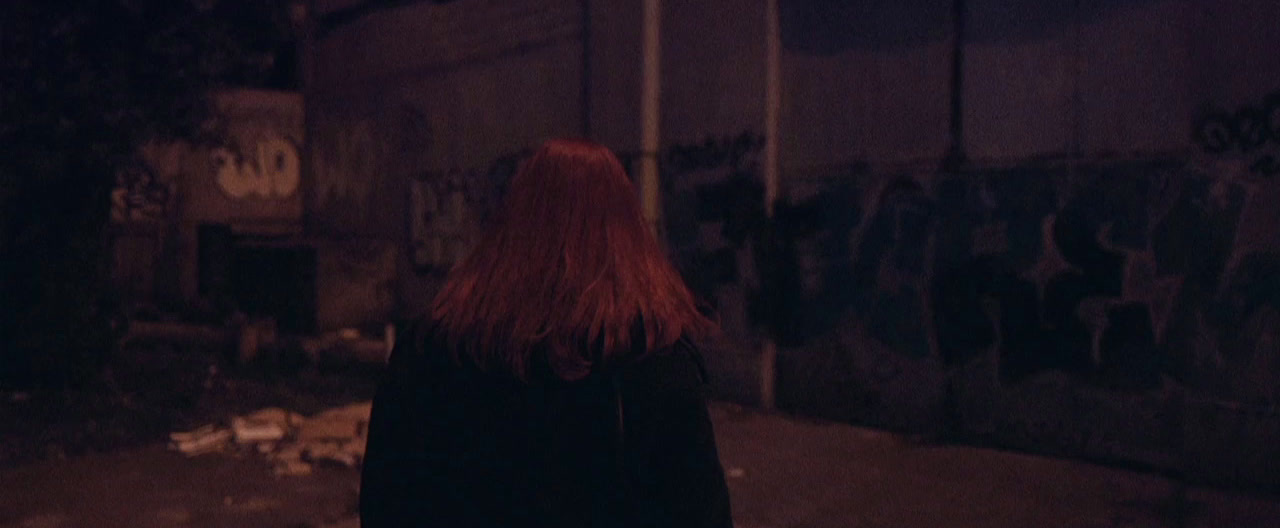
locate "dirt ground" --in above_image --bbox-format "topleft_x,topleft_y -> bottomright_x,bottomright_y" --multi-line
0,342 -> 379,471
5,401 -> 1280,527
4,343 -> 1280,527
0,341 -> 376,528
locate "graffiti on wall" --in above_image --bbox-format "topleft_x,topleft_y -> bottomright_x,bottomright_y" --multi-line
312,119 -> 387,210
654,131 -> 953,429
408,151 -> 526,275
659,132 -> 766,175
1193,90 -> 1280,179
654,134 -> 1279,394
660,142 -> 1280,466
933,169 -> 1138,386
657,132 -> 934,358
111,160 -> 175,223
649,132 -> 766,307
919,164 -> 1280,471
904,164 -> 1278,400
212,137 -> 301,199
309,103 -> 434,238
679,157 -> 1279,400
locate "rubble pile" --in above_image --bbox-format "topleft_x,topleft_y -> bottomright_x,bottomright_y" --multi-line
168,401 -> 372,477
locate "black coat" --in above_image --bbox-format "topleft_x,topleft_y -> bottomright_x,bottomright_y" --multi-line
359,322 -> 733,528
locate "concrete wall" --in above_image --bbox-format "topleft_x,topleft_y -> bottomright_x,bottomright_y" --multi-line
303,0 -> 771,328
962,0 -> 1193,160
727,0 -> 1280,489
307,0 -> 584,320
191,91 -> 305,230
299,0 -> 1280,488
111,90 -> 306,311
780,0 -> 953,167
585,0 -> 642,150
661,0 -> 767,143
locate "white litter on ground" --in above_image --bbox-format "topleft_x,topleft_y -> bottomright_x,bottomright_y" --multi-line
167,401 -> 372,477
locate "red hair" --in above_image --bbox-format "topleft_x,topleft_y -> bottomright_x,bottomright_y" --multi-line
430,138 -> 716,380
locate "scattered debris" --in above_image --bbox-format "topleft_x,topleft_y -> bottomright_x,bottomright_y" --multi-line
151,507 -> 192,523
302,327 -> 395,366
236,316 -> 279,365
169,425 -> 233,456
298,403 -> 370,441
122,321 -> 234,349
16,512 -> 70,528
303,441 -> 360,469
221,495 -> 283,513
231,407 -> 301,444
167,401 -> 373,476
273,459 -> 314,477
315,518 -> 361,528
232,417 -> 286,444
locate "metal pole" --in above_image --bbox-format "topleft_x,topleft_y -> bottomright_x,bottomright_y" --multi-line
640,0 -> 662,234
943,0 -> 967,171
581,0 -> 592,137
761,0 -> 781,410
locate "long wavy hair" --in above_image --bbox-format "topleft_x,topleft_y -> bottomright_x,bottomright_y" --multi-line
430,138 -> 716,380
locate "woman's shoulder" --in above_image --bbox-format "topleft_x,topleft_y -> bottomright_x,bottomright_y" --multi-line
619,336 -> 708,394
386,318 -> 451,368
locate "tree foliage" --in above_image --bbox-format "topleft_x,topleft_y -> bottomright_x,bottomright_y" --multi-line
0,0 -> 295,387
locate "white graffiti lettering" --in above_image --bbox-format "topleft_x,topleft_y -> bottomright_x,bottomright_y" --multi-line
213,137 -> 300,199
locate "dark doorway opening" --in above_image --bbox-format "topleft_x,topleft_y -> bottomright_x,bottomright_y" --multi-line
198,224 -> 316,334
231,244 -> 317,335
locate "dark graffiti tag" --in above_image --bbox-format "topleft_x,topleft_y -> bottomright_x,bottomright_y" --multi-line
651,131 -> 825,345
616,132 -> 766,183
653,133 -> 765,307
1193,90 -> 1280,178
111,161 -> 174,223
407,150 -> 528,275
662,132 -> 765,174
1249,155 -> 1280,178
932,165 -> 1185,390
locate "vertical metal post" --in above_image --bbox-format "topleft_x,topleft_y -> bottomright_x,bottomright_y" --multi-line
292,0 -> 317,235
581,0 -> 592,138
640,0 -> 662,234
944,0 -> 967,171
761,0 -> 782,410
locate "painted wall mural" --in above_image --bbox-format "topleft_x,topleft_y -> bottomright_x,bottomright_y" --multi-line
311,118 -> 385,212
1194,90 -> 1280,179
655,124 -> 1280,487
407,151 -> 525,275
309,101 -> 432,236
110,160 -> 175,224
212,137 -> 301,199
181,90 -> 304,227
370,121 -> 1280,485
